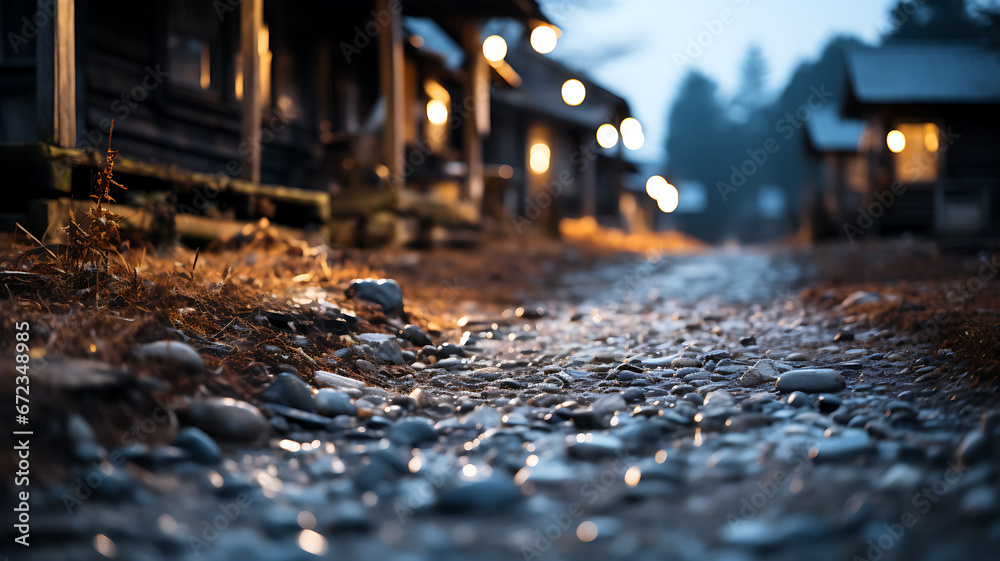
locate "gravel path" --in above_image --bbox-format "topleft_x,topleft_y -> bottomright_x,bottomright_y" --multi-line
14,249 -> 1000,561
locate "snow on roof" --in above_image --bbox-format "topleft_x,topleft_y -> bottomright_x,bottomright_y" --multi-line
806,106 -> 865,152
846,44 -> 1000,104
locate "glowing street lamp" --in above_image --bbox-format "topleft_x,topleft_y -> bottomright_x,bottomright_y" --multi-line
646,175 -> 679,213
561,79 -> 586,106
530,25 -> 558,54
886,130 -> 906,153
482,35 -> 508,63
529,143 -> 551,174
596,124 -> 619,149
426,99 -> 448,125
621,117 -> 644,150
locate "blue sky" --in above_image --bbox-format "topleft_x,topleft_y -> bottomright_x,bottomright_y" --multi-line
542,0 -> 900,164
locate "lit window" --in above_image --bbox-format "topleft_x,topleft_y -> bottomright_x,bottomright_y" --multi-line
891,123 -> 939,183
529,143 -> 550,174
169,34 -> 211,90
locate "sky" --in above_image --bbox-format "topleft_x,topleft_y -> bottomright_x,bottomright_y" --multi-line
542,0 -> 900,164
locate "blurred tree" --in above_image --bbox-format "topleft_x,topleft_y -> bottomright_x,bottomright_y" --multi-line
730,44 -> 770,124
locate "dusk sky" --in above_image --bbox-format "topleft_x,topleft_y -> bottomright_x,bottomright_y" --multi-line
543,0 -> 901,164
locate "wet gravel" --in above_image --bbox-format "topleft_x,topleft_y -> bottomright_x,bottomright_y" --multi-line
13,250 -> 1000,561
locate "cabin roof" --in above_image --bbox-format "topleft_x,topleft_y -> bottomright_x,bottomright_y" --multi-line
845,44 -> 1000,104
806,107 -> 865,152
493,43 -> 631,129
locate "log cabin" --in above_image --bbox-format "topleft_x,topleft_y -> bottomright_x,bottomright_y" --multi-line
0,0 -> 638,245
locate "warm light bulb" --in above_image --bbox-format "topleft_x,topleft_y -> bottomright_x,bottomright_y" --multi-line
529,143 -> 550,174
482,35 -> 508,63
646,175 -> 669,200
561,79 -> 586,106
596,124 -> 619,149
656,183 -> 679,213
530,26 -> 558,54
621,117 -> 644,150
887,130 -> 906,153
426,99 -> 448,125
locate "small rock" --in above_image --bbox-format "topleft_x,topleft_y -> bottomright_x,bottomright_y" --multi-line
314,389 -> 357,418
671,357 -> 701,368
265,404 -> 335,429
134,340 -> 204,372
833,331 -> 855,342
314,370 -> 365,390
183,398 -> 269,443
622,388 -> 645,404
399,324 -> 432,346
740,336 -> 757,346
260,372 -> 316,412
346,278 -> 404,314
784,352 -> 809,362
775,369 -> 846,393
437,476 -> 522,512
840,290 -> 881,309
173,426 -> 220,465
390,418 -> 439,447
566,433 -> 625,460
374,340 -> 405,365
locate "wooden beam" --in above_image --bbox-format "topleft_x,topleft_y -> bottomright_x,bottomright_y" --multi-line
36,0 -> 77,149
240,0 -> 263,184
461,23 -> 487,216
377,0 -> 405,193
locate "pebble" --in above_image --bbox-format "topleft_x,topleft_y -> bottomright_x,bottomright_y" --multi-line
314,370 -> 366,390
437,476 -> 523,512
390,418 -> 439,447
265,404 -> 334,429
260,372 -> 316,412
183,398 -> 269,443
374,340 -> 406,365
566,433 -> 625,460
399,324 -> 432,346
314,389 -> 358,417
347,278 -> 404,314
173,426 -> 220,464
133,340 -> 204,372
671,357 -> 701,368
775,369 -> 846,393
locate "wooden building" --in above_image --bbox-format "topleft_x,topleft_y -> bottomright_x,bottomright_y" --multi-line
834,43 -> 1000,239
0,0 -> 638,245
803,106 -> 867,238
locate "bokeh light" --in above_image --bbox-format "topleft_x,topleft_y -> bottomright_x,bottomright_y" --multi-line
887,130 -> 906,153
561,79 -> 586,106
596,124 -> 619,149
426,99 -> 448,125
482,35 -> 507,63
529,143 -> 551,174
530,25 -> 558,54
621,117 -> 644,150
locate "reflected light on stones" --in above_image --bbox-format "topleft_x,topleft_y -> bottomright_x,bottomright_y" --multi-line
577,521 -> 599,542
94,534 -> 116,558
298,529 -> 328,556
624,465 -> 642,487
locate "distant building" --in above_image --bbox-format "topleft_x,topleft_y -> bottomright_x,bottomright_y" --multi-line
822,43 -> 1000,240
0,0 -> 638,245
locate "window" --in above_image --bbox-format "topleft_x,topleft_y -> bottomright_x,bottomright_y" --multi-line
891,122 -> 940,183
168,34 -> 211,90
167,0 -> 222,95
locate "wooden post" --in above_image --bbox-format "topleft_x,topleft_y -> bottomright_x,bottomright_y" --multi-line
240,0 -> 263,184
377,0 -> 405,193
36,0 -> 77,149
461,24 -> 487,215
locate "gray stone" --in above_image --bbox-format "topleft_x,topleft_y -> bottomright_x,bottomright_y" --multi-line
174,426 -> 220,464
314,389 -> 357,418
567,434 -> 625,460
313,370 -> 365,390
183,398 -> 269,444
374,340 -> 405,365
133,340 -> 204,372
347,278 -> 404,314
260,372 -> 316,412
437,476 -> 522,512
399,324 -> 432,346
266,403 -> 336,429
390,418 -> 439,447
775,369 -> 846,393
671,357 -> 701,368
